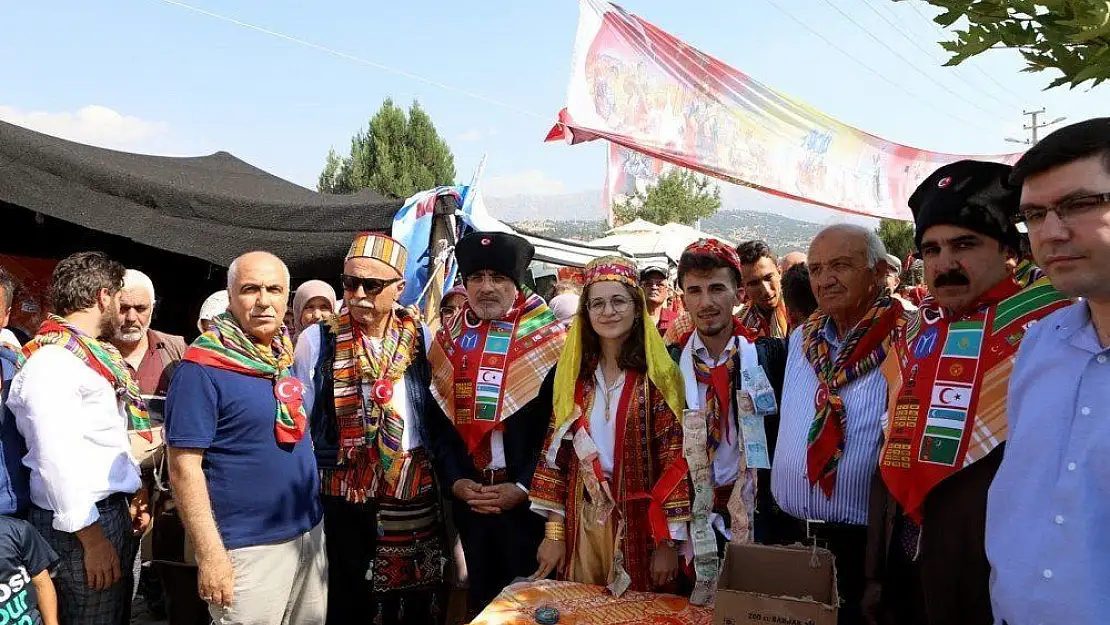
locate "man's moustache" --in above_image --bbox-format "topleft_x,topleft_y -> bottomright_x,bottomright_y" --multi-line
934,271 -> 970,287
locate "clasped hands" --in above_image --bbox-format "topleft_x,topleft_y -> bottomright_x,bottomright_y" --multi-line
452,478 -> 527,514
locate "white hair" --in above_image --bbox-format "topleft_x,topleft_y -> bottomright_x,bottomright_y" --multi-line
227,252 -> 290,290
123,269 -> 156,303
812,223 -> 888,269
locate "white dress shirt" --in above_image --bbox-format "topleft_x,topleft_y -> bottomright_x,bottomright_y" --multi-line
771,323 -> 888,525
294,323 -> 427,451
680,332 -> 743,487
8,344 -> 141,532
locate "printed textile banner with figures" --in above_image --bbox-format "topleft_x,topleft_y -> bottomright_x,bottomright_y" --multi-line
548,0 -> 1023,221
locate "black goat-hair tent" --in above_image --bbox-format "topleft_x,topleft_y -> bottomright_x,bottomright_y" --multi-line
0,119 -> 428,337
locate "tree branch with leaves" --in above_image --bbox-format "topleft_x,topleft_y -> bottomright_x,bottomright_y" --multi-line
896,0 -> 1110,88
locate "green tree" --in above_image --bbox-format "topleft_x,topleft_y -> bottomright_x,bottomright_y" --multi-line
318,98 -> 456,198
876,218 -> 916,264
612,169 -> 721,226
897,0 -> 1110,88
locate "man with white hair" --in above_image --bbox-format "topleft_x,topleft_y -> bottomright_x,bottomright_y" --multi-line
110,269 -> 187,398
165,251 -> 325,625
771,224 -> 907,625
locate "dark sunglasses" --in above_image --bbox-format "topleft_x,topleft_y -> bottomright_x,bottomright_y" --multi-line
340,274 -> 401,295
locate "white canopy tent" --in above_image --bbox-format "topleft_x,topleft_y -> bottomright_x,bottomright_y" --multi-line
586,220 -> 734,264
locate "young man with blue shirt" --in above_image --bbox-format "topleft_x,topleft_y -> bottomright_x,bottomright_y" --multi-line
986,117 -> 1110,625
165,251 -> 325,625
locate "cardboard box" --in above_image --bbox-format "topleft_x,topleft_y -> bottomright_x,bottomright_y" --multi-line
714,543 -> 838,625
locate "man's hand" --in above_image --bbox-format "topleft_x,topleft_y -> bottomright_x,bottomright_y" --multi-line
530,538 -> 566,581
197,550 -> 235,607
478,483 -> 528,513
75,523 -> 121,591
451,479 -> 502,514
130,487 -> 152,536
650,542 -> 679,588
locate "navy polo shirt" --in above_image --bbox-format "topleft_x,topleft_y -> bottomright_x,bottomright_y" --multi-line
165,362 -> 321,550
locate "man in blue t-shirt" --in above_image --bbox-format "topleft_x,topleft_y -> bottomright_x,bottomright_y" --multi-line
165,251 -> 325,625
0,515 -> 60,625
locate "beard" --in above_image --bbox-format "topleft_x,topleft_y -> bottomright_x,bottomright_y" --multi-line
115,325 -> 145,343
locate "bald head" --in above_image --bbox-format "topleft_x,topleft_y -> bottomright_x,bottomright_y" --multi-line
227,251 -> 290,342
779,251 -> 807,273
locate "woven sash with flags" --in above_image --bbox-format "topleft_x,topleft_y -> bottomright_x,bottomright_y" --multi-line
23,315 -> 152,441
804,295 -> 902,498
428,290 -> 565,466
879,275 -> 1069,521
183,312 -> 306,444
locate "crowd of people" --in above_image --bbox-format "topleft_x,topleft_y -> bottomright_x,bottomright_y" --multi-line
0,117 -> 1106,625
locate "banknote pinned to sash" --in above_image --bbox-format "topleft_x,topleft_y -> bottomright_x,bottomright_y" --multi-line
737,365 -> 775,470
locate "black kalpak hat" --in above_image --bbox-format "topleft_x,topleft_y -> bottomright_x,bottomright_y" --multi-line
455,231 -> 535,284
908,160 -> 1021,252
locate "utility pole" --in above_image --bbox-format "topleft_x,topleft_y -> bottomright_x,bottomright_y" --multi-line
1005,109 -> 1067,146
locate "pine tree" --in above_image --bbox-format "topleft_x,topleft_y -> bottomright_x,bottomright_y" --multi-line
318,99 -> 457,198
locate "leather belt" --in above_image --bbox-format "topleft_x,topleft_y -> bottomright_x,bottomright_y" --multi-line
478,468 -> 510,486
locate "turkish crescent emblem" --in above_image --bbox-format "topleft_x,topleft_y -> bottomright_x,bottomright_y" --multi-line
481,237 -> 492,246
274,377 -> 303,403
939,388 -> 960,404
479,370 -> 500,383
938,176 -> 952,189
814,385 -> 829,409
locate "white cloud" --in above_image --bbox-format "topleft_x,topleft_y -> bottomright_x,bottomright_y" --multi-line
0,105 -> 170,151
483,169 -> 567,196
457,129 -> 483,142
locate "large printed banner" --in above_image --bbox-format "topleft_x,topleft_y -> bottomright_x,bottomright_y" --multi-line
548,0 -> 1022,221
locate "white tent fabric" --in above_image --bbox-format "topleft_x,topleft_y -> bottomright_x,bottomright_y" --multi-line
587,220 -> 734,263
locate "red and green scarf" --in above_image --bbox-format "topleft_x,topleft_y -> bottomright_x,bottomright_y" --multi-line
23,315 -> 152,440
804,295 -> 902,497
741,301 -> 790,339
879,275 -> 1069,521
183,312 -> 306,444
328,305 -> 420,501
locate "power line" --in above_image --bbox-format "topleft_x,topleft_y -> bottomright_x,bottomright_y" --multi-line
811,0 -> 1011,119
904,1 -> 1027,101
852,0 -> 1016,110
759,0 -> 986,129
149,0 -> 548,121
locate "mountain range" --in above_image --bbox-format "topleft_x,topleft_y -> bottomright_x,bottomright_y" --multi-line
484,190 -> 840,253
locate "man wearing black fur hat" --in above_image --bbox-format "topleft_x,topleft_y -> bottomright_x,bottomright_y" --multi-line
862,161 -> 1071,625
424,231 -> 566,615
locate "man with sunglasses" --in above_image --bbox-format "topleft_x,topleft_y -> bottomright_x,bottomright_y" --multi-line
424,231 -> 566,615
863,161 -> 1069,625
292,232 -> 447,625
986,118 -> 1110,625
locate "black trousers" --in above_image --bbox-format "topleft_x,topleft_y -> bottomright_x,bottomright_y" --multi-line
151,507 -> 209,625
781,519 -> 869,625
322,495 -> 379,625
451,498 -> 543,617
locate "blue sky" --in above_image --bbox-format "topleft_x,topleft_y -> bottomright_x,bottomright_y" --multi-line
2,0 -> 1105,220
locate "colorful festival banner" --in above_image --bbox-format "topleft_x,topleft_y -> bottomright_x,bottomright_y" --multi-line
548,0 -> 1023,221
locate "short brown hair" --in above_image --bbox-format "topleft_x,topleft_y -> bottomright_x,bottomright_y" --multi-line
677,251 -> 740,289
49,252 -> 126,317
577,282 -> 647,380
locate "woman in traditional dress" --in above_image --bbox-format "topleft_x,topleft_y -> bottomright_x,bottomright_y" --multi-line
529,256 -> 690,594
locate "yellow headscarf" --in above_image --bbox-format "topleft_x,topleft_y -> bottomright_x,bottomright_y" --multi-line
549,257 -> 685,461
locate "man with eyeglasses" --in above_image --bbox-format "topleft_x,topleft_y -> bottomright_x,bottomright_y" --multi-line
424,231 -> 566,615
291,232 -> 447,625
986,117 -> 1110,625
862,161 -> 1069,625
666,239 -> 788,560
640,264 -> 677,334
